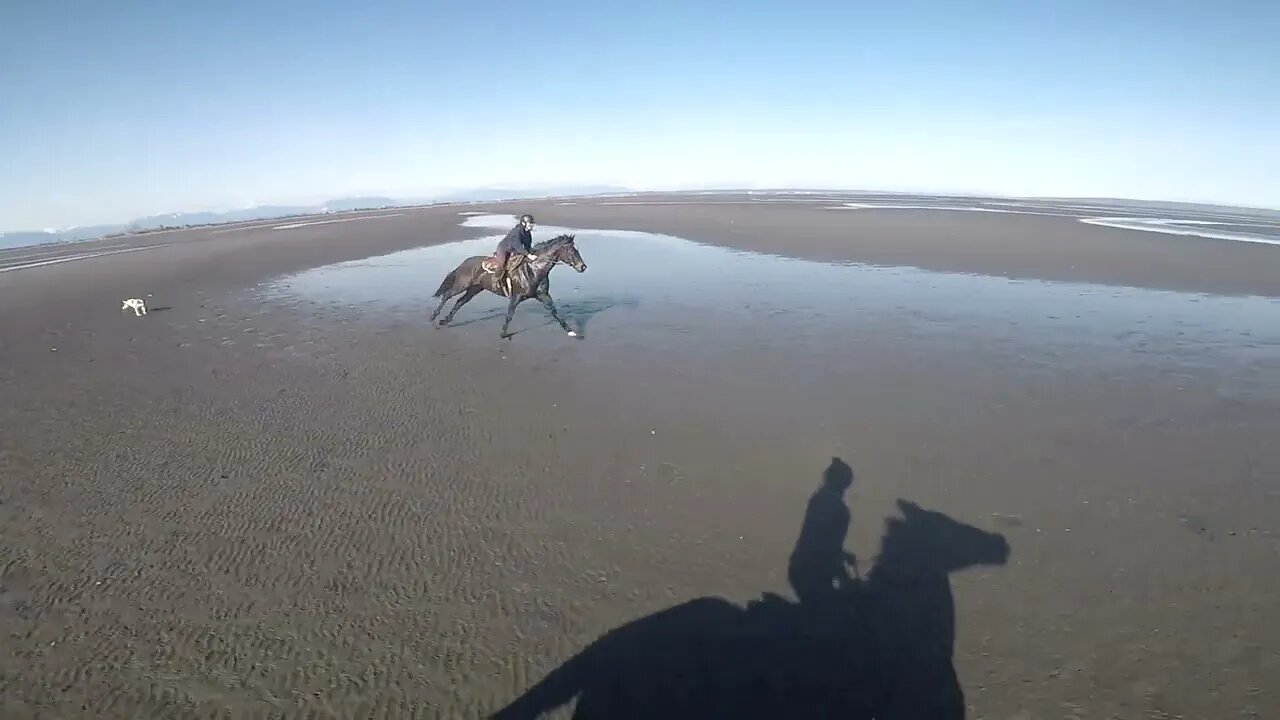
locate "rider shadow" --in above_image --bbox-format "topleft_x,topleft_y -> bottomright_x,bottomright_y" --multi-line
491,458 -> 1010,719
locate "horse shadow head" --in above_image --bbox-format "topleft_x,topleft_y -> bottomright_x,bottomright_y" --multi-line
872,499 -> 1010,581
858,499 -> 1010,720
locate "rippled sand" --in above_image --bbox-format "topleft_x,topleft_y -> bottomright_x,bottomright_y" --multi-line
2,194 -> 1278,718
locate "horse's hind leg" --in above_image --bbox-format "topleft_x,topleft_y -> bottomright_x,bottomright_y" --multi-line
500,296 -> 522,339
430,291 -> 456,323
431,270 -> 472,323
440,287 -> 482,326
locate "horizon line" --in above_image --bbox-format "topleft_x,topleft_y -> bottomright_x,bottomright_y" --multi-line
4,185 -> 1278,238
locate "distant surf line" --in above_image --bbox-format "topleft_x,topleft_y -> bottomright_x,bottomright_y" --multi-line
596,199 -> 850,206
0,244 -> 173,273
1079,217 -> 1280,246
829,203 -> 1280,246
0,242 -> 136,264
272,213 -> 404,231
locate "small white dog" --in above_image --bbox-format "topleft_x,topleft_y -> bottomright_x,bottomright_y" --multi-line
121,298 -> 147,316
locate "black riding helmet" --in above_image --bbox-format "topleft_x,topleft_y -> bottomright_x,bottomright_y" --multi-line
520,214 -> 535,224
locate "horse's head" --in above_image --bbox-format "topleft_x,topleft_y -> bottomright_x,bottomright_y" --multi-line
540,233 -> 587,273
871,500 -> 1010,580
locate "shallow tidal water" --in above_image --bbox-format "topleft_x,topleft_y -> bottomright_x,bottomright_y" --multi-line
259,213 -> 1280,406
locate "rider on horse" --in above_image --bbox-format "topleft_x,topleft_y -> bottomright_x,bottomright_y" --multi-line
492,214 -> 538,293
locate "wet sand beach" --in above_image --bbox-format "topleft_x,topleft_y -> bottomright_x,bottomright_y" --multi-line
2,193 -> 1278,718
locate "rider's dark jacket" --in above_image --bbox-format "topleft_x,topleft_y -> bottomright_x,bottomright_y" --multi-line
496,223 -> 533,255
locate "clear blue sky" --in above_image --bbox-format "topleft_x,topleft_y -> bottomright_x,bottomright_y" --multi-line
2,1 -> 1277,230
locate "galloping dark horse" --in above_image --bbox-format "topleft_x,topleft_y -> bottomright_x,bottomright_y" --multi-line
430,233 -> 587,339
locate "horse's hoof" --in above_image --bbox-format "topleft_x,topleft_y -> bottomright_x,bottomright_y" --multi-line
567,330 -> 578,338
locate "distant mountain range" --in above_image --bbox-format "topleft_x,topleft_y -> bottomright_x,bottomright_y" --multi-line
0,186 -> 633,250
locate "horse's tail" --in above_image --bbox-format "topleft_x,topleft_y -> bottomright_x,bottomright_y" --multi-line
433,267 -> 460,297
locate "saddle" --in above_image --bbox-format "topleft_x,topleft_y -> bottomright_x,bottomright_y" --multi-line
481,253 -> 527,274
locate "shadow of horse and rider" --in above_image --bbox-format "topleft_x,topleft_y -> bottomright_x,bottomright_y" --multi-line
493,458 -> 1010,719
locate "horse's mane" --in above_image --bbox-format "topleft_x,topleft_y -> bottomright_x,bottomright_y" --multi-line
532,233 -> 575,251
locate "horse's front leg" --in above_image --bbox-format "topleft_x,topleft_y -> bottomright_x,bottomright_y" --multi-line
536,288 -> 577,337
500,295 -> 522,339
